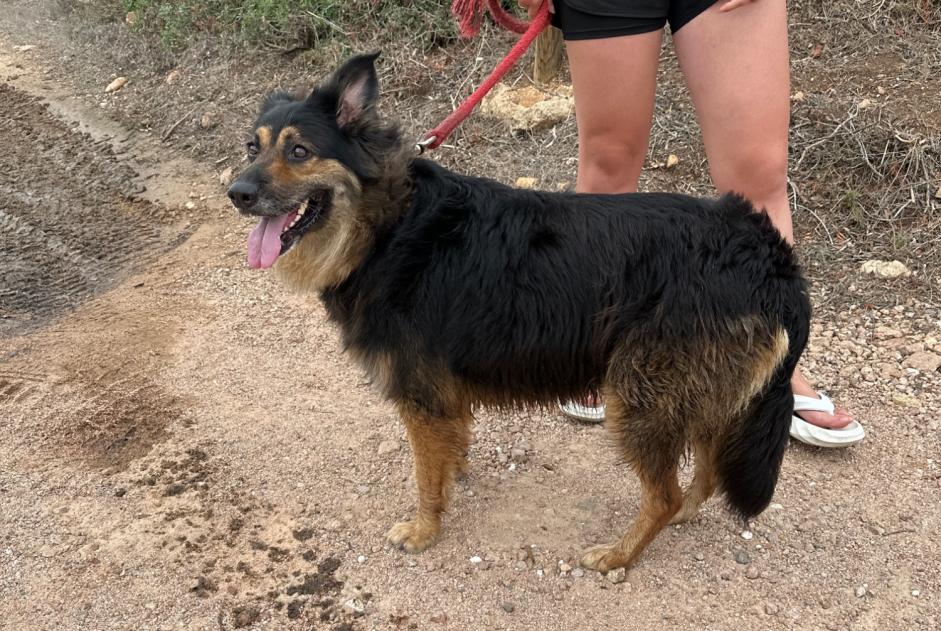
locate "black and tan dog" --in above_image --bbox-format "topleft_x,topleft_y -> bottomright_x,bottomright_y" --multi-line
227,53 -> 810,571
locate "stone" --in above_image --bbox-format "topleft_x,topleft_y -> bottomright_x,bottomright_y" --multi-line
666,154 -> 680,169
165,69 -> 182,85
105,77 -> 128,93
501,601 -> 515,613
892,393 -> 921,409
200,113 -> 215,129
734,549 -> 751,565
481,83 -> 574,132
606,567 -> 627,584
746,566 -> 760,579
860,259 -> 911,278
515,177 -> 537,189
219,167 -> 234,187
377,440 -> 399,456
855,585 -> 867,598
903,351 -> 941,372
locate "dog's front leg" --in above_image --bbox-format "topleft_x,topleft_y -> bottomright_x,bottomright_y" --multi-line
386,405 -> 472,553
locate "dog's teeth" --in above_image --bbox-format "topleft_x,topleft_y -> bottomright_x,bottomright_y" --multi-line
297,202 -> 307,217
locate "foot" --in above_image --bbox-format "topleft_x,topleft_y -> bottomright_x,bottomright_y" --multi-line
791,368 -> 853,429
580,543 -> 627,572
385,519 -> 439,553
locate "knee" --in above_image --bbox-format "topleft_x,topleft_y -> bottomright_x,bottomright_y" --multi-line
577,137 -> 647,194
711,144 -> 788,206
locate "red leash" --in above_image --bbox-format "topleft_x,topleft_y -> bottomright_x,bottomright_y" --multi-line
417,1 -> 551,153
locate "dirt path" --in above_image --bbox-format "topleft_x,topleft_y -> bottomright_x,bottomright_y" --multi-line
1,34 -> 939,631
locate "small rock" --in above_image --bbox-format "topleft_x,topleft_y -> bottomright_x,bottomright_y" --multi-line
855,585 -> 867,598
232,607 -> 261,629
105,77 -> 128,93
934,186 -> 941,200
185,201 -> 196,210
515,177 -> 537,189
571,568 -> 584,578
14,44 -> 35,52
377,440 -> 399,456
165,69 -> 182,85
357,555 -> 366,564
190,575 -> 218,597
694,552 -> 705,561
791,91 -> 806,102
559,562 -> 572,574
903,351 -> 941,372
481,83 -> 574,132
219,167 -> 234,187
734,549 -> 751,565
606,567 -> 627,584
746,566 -> 760,579
857,98 -> 873,109
912,589 -> 921,597
666,154 -> 680,169
469,555 -> 483,564
741,530 -> 753,540
343,598 -> 366,617
860,259 -> 911,278
892,392 -> 921,409
510,447 -> 528,463
430,613 -> 448,624
764,602 -> 780,615
501,601 -> 515,613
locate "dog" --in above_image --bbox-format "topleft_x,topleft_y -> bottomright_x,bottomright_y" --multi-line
227,53 -> 810,571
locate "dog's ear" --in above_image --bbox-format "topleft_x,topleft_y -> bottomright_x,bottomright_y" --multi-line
313,51 -> 381,129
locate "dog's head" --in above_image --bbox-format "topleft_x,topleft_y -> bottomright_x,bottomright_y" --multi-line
228,52 -> 404,286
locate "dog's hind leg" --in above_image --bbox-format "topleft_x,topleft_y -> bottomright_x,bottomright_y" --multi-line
670,439 -> 718,524
580,386 -> 685,572
386,404 -> 472,553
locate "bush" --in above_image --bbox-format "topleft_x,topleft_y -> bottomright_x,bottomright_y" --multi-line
62,0 -> 455,50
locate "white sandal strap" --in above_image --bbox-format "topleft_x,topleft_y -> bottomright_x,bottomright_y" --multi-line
793,393 -> 835,415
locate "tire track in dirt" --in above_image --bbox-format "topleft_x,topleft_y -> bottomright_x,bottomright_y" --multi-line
0,83 -> 193,336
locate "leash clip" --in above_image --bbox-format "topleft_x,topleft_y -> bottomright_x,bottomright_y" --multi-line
415,135 -> 437,155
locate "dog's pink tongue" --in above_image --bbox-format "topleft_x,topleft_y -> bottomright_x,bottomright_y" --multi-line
247,213 -> 293,269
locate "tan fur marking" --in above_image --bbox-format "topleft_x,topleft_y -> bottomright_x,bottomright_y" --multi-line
256,126 -> 272,150
385,405 -> 473,553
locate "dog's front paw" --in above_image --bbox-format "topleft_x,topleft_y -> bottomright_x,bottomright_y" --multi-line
385,520 -> 438,553
580,543 -> 628,572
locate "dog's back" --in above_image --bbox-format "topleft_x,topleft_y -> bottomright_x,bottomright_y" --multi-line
323,157 -> 809,569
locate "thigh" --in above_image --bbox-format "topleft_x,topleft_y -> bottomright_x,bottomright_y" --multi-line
672,1 -> 790,193
565,29 -> 664,191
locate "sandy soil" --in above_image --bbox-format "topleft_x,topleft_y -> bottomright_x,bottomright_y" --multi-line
1,8 -> 940,631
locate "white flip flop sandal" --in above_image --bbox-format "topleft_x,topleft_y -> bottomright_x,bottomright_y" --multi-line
559,399 -> 605,423
791,393 -> 865,448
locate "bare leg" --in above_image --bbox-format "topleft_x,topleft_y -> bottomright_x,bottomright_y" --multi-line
565,29 -> 664,194
386,405 -> 472,552
673,1 -> 852,429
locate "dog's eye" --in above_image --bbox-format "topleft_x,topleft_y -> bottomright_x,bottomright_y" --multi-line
246,142 -> 259,160
291,145 -> 310,160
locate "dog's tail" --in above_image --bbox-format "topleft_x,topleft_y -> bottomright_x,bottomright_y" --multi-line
715,322 -> 805,520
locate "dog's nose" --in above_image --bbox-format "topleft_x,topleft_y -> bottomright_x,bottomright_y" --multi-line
227,180 -> 258,211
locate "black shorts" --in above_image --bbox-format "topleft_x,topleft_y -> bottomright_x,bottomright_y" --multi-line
551,0 -> 720,39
